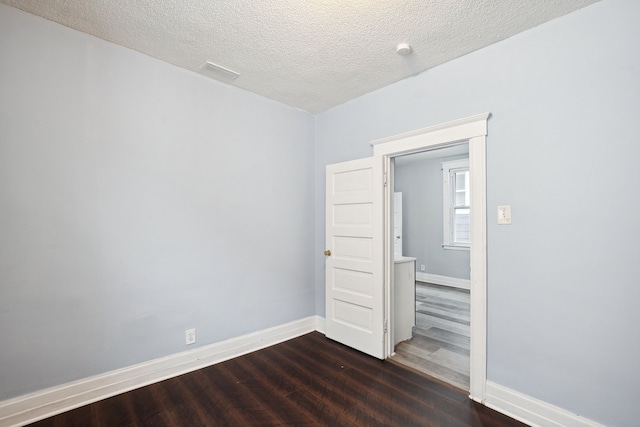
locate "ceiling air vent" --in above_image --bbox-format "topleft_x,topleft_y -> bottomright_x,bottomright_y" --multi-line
200,61 -> 240,82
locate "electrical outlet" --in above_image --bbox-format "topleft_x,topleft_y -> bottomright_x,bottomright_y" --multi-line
497,205 -> 512,225
185,328 -> 196,345
420,264 -> 426,271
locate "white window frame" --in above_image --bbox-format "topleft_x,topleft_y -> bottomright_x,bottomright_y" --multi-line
442,158 -> 470,250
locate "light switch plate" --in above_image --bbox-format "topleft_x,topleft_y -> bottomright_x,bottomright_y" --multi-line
497,205 -> 512,225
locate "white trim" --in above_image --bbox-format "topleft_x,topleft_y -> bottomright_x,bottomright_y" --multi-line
442,244 -> 470,251
315,316 -> 326,334
442,158 -> 470,248
485,382 -> 606,427
371,113 -> 490,156
384,157 -> 395,360
0,316 -> 321,427
374,112 -> 489,403
416,272 -> 470,290
468,134 -> 487,402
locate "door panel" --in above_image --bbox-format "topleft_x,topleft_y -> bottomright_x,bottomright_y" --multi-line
325,157 -> 384,359
333,204 -> 373,229
332,268 -> 373,296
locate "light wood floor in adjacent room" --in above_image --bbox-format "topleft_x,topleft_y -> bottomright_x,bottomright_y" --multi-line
391,282 -> 471,391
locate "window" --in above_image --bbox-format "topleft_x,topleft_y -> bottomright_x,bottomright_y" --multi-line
442,159 -> 470,250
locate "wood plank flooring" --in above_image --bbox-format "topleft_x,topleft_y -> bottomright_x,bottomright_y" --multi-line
26,332 -> 524,427
391,282 -> 471,390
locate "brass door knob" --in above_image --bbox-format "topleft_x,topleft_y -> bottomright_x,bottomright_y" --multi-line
324,250 -> 332,256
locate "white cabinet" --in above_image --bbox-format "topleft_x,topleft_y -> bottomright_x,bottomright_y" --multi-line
393,256 -> 416,346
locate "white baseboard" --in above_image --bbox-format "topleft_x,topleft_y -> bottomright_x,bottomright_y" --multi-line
416,272 -> 470,290
485,381 -> 605,427
315,315 -> 326,334
7,320 -> 606,427
0,315 -> 323,427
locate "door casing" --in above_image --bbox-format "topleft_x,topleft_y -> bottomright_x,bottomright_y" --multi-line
371,113 -> 490,402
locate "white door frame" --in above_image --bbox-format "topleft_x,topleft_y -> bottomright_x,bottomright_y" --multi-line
371,113 -> 490,403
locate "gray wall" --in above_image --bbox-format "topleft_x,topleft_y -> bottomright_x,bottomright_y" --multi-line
0,5 -> 315,400
314,1 -> 640,426
394,154 -> 470,279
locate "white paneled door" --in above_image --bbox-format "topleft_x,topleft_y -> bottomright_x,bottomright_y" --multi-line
325,157 -> 384,359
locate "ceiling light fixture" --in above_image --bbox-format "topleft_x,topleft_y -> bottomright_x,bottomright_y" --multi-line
396,43 -> 412,56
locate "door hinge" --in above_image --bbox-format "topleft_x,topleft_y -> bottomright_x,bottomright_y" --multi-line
383,173 -> 388,187
383,319 -> 388,334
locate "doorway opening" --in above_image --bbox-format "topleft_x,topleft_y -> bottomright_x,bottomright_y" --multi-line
389,143 -> 471,391
371,112 -> 489,401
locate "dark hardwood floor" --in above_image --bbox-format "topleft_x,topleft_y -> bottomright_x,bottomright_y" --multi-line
28,332 -> 524,427
391,282 -> 471,390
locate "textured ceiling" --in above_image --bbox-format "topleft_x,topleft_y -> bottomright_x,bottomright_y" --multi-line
1,0 -> 599,113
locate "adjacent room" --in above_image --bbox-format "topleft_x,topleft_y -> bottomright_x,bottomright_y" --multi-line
1,1 -> 639,426
391,144 -> 472,391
